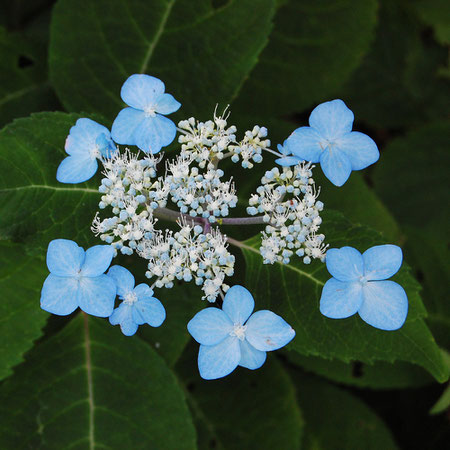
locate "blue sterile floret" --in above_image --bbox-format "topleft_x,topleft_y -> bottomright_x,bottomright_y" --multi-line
57,118 -> 117,184
319,245 -> 408,330
284,99 -> 379,186
111,74 -> 181,154
187,285 -> 295,380
107,265 -> 166,336
40,239 -> 116,317
274,142 -> 302,167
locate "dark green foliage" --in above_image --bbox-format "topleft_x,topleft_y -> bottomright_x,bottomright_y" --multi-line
0,0 -> 449,448
0,315 -> 196,449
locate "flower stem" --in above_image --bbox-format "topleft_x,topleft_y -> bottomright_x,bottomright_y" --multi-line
153,206 -> 266,226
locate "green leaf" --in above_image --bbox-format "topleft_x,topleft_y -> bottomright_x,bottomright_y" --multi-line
234,0 -> 378,116
411,0 -> 450,45
315,171 -> 402,243
287,352 -> 434,389
0,25 -> 59,128
49,0 -> 276,121
239,210 -> 449,382
0,112 -> 101,252
291,370 -> 398,449
0,241 -> 48,380
0,314 -> 196,449
341,0 -> 450,128
139,282 -> 205,367
373,122 -> 450,349
176,348 -> 303,449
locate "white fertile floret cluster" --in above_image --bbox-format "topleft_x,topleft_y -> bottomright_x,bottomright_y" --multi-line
247,163 -> 328,265
91,150 -> 164,255
165,154 -> 237,223
138,221 -> 235,302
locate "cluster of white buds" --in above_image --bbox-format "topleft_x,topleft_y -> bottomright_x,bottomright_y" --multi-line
247,163 -> 327,265
165,154 -> 237,222
138,220 -> 235,301
178,107 -> 269,169
229,125 -> 269,169
178,108 -> 237,167
92,150 -> 162,255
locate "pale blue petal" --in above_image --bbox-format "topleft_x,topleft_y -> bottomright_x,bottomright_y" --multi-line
222,285 -> 255,325
245,310 -> 296,352
155,93 -> 181,115
109,303 -> 138,336
277,143 -> 289,155
198,336 -> 241,380
77,275 -> 116,317
131,306 -> 145,325
320,148 -> 352,186
285,127 -> 323,162
275,156 -> 302,167
187,308 -> 233,346
336,131 -> 379,170
111,107 -> 146,146
106,265 -> 135,296
362,245 -> 403,281
120,318 -> 139,336
135,297 -> 166,327
47,239 -> 85,276
359,280 -> 408,330
56,155 -> 98,184
319,278 -> 363,319
109,302 -> 131,325
96,133 -> 117,159
40,274 -> 79,316
120,74 -> 165,110
239,339 -> 266,370
325,247 -> 363,282
65,118 -> 110,156
133,283 -> 154,299
133,114 -> 176,154
309,99 -> 354,139
81,245 -> 114,277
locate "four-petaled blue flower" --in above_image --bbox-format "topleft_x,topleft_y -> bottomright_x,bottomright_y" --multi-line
57,118 -> 117,184
285,99 -> 379,186
275,141 -> 302,167
320,245 -> 408,330
40,239 -> 116,317
107,265 -> 166,336
187,285 -> 295,380
111,74 -> 181,154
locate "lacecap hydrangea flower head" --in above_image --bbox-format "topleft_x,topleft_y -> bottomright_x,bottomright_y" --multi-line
41,73 -> 409,381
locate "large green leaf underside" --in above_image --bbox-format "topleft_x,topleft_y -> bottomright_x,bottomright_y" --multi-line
291,370 -> 398,450
234,0 -> 377,116
49,0 -> 276,121
0,112 -> 101,252
373,122 -> 450,349
0,241 -> 48,381
177,347 -> 303,450
241,210 -> 449,382
0,315 -> 196,449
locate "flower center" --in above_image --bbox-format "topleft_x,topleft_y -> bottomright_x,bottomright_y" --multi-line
123,291 -> 138,305
319,139 -> 336,151
144,106 -> 157,117
90,147 -> 101,159
230,323 -> 247,341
